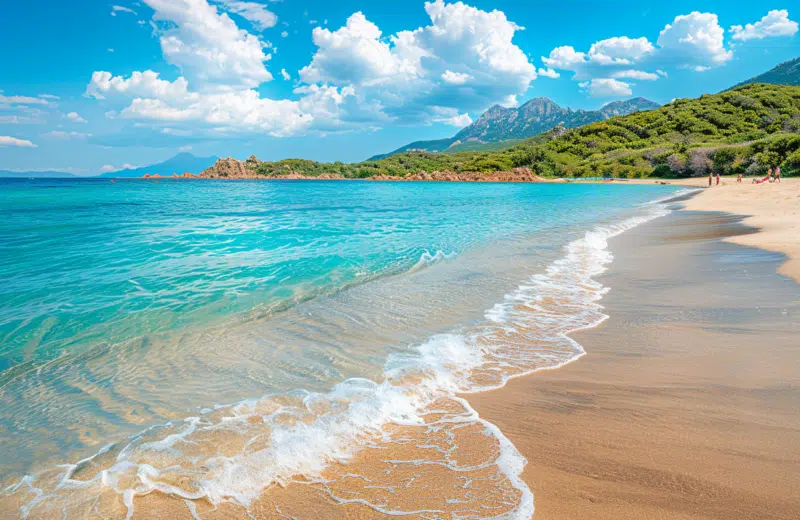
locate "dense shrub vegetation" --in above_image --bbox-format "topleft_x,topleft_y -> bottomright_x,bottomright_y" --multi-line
252,84 -> 800,179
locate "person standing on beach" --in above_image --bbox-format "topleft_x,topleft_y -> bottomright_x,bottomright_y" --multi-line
775,166 -> 781,183
737,172 -> 742,183
716,172 -> 721,186
709,171 -> 713,187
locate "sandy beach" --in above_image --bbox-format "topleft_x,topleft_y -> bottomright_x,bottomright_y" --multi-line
631,177 -> 799,282
469,187 -> 800,519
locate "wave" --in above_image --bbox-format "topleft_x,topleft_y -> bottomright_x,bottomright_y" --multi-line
406,249 -> 458,274
1,200 -> 673,519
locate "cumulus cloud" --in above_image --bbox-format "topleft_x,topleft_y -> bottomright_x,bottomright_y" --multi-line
144,0 -> 272,90
541,11 -> 733,97
537,67 -> 560,79
657,12 -> 732,70
579,78 -> 632,98
299,1 -> 536,124
213,0 -> 278,31
280,68 -> 291,81
441,70 -> 471,84
0,135 -> 37,148
730,10 -> 798,41
443,112 -> 472,127
66,112 -> 88,123
541,46 -> 586,70
588,36 -> 654,65
87,70 -> 194,101
85,0 -> 537,140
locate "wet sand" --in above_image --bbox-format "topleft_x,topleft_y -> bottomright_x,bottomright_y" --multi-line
629,177 -> 799,282
469,207 -> 800,519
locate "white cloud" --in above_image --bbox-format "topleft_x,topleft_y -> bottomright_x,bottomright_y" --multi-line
281,30 -> 288,38
108,48 -> 115,53
111,5 -> 137,16
143,0 -> 272,90
43,131 -> 92,140
579,78 -> 632,98
537,67 -> 560,79
588,36 -> 654,65
100,163 -> 137,173
541,11 -> 732,98
657,12 -> 732,69
0,94 -> 52,106
299,12 -> 407,86
441,70 -> 471,84
280,68 -> 291,81
213,0 -> 278,31
0,135 -> 37,148
86,0 -> 536,138
38,94 -> 60,100
0,115 -> 43,124
612,69 -> 659,81
730,10 -> 798,41
444,112 -> 472,127
87,70 -> 194,102
118,89 -> 324,137
66,112 -> 88,124
542,46 -> 586,69
299,1 -> 536,124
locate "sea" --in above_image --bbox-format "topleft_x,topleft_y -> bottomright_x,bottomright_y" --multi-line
0,178 -> 687,518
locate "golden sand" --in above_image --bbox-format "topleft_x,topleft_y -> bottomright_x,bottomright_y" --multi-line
469,205 -> 800,519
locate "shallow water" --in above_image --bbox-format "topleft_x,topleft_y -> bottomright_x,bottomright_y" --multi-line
0,179 -> 686,517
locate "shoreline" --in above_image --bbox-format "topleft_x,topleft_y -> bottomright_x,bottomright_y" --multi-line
469,197 -> 800,519
3,183 -> 797,519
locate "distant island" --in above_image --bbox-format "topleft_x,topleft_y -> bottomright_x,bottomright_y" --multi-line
97,153 -> 218,179
1,153 -> 218,179
199,83 -> 800,182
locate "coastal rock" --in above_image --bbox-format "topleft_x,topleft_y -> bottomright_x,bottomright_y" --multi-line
199,157 -> 549,183
200,157 -> 257,179
394,167 -> 545,183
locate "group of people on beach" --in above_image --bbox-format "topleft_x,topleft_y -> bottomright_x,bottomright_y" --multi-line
709,166 -> 782,186
746,166 -> 782,184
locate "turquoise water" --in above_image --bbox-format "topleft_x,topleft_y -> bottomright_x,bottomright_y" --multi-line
0,179 -> 684,516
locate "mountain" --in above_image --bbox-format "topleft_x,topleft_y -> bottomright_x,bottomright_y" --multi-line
0,170 -> 77,178
226,83 -> 800,181
731,57 -> 800,89
369,97 -> 660,160
97,153 -> 219,178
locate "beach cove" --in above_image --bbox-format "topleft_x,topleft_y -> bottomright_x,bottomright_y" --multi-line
0,179 -> 798,519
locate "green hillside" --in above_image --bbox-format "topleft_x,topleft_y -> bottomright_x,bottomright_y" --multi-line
731,57 -> 800,89
249,84 -> 800,179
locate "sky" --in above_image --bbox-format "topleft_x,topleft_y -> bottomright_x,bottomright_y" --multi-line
0,0 -> 798,175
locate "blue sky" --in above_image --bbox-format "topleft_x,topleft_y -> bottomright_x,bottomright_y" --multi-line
0,0 -> 798,175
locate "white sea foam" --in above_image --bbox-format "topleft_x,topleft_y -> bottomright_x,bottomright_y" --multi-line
407,249 -> 458,274
4,199 -> 674,519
